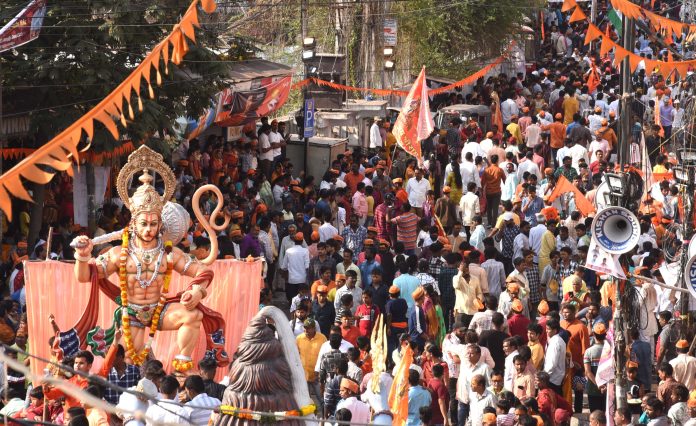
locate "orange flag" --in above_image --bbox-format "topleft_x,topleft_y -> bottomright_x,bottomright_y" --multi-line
388,343 -> 413,426
586,63 -> 600,93
393,66 -> 434,166
548,175 -> 596,216
434,214 -> 447,238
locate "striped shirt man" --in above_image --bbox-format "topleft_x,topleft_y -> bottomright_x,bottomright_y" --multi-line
177,393 -> 221,426
391,211 -> 419,251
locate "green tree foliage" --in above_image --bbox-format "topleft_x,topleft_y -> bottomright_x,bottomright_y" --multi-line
1,0 -> 248,152
395,0 -> 540,78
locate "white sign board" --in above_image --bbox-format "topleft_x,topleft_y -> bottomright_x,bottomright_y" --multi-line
384,18 -> 397,46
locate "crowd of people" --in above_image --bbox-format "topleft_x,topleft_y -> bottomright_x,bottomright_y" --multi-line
2,0 -> 696,425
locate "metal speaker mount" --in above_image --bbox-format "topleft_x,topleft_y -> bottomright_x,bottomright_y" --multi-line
591,206 -> 641,254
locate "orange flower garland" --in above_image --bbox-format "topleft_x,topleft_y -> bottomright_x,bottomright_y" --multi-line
119,228 -> 173,365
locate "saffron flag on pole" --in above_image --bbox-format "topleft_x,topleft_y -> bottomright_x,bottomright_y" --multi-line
547,175 -> 596,216
586,62 -> 600,94
0,0 -> 47,53
388,343 -> 413,426
392,66 -> 434,166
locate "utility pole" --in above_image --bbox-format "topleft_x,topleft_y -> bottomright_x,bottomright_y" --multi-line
300,0 -> 307,41
614,3 -> 636,412
617,11 -> 635,172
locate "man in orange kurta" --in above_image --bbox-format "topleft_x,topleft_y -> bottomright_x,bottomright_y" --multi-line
43,337 -> 119,409
560,303 -> 590,413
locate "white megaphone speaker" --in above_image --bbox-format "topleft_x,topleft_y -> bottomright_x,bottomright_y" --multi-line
685,255 -> 696,300
591,206 -> 640,254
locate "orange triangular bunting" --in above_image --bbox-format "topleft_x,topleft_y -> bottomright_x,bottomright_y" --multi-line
659,62 -> 673,80
644,59 -> 657,75
675,62 -> 690,78
628,54 -> 643,72
600,36 -> 614,57
584,24 -> 603,45
562,0 -> 577,12
614,46 -> 630,64
569,7 -> 587,23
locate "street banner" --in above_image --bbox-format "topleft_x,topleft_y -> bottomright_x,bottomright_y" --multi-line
392,66 -> 434,166
214,76 -> 292,127
0,0 -> 47,53
384,18 -> 397,46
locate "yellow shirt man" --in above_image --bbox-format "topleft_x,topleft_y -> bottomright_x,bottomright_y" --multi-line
506,122 -> 522,145
453,271 -> 482,316
296,325 -> 327,382
528,341 -> 545,371
562,96 -> 579,125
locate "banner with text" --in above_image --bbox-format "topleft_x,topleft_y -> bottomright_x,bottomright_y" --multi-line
0,0 -> 47,53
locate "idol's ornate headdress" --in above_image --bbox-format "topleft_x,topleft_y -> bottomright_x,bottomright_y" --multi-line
116,146 -> 176,218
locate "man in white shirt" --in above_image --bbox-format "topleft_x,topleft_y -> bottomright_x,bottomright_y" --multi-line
336,378 -> 371,424
528,214 -> 547,264
460,152 -> 481,191
669,340 -> 696,390
501,96 -> 520,125
480,133 -> 494,156
524,117 -> 542,148
314,331 -> 354,373
517,151 -> 541,181
334,272 -> 363,314
280,232 -> 310,302
455,344 -> 492,415
503,337 -> 520,391
459,182 -> 480,230
369,117 -> 383,148
176,376 -> 222,426
588,133 -> 610,163
462,140 -> 485,163
587,107 -> 604,134
318,218 -> 338,242
543,319 -> 567,393
258,124 -> 274,179
513,221 -> 530,262
269,119 -> 285,164
406,168 -> 431,214
468,374 -> 497,426
145,376 -> 181,426
568,140 -> 589,171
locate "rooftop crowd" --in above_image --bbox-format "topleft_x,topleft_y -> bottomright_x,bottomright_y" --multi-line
1,0 -> 696,425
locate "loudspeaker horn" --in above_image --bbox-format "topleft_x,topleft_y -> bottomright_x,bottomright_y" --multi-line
591,206 -> 640,254
685,255 -> 696,300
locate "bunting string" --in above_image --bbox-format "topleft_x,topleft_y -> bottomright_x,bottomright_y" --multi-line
289,44 -> 513,97
0,142 -> 137,162
563,0 -> 696,79
567,0 -> 696,41
0,0 -> 218,221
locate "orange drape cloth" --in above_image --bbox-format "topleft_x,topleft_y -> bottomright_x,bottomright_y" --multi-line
25,259 -> 263,382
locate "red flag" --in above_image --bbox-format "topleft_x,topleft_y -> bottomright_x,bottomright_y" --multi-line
540,11 -> 545,40
393,66 -> 434,166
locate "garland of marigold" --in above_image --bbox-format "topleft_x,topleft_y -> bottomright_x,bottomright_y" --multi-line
119,228 -> 173,365
219,404 -> 316,422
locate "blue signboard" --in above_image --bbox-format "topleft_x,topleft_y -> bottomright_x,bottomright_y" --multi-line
303,99 -> 315,138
